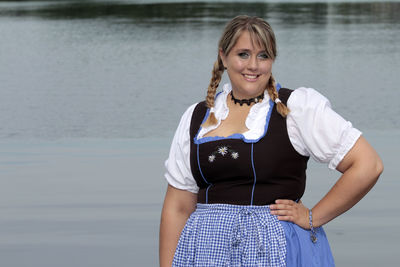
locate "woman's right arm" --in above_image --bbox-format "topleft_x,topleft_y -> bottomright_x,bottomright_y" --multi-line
159,185 -> 197,267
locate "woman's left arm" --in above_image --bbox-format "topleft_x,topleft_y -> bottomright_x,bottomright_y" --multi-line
311,135 -> 383,227
271,135 -> 383,228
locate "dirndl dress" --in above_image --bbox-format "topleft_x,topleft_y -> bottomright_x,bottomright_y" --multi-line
171,87 -> 336,266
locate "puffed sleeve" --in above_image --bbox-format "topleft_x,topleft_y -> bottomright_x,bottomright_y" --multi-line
286,87 -> 362,170
164,103 -> 199,193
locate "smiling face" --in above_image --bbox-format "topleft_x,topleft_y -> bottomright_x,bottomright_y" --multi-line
220,31 -> 273,99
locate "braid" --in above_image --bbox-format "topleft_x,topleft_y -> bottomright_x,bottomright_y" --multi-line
202,56 -> 224,127
266,75 -> 290,117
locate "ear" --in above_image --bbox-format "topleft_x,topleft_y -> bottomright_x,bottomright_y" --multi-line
219,49 -> 227,69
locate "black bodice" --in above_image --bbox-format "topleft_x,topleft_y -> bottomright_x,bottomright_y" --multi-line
189,88 -> 309,205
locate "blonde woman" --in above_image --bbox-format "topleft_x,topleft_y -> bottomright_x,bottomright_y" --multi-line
160,15 -> 383,266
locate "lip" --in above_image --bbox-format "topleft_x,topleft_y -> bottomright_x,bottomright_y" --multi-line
242,73 -> 260,82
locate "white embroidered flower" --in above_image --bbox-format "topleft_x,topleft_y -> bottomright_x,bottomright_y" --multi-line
208,154 -> 216,162
218,146 -> 228,156
231,152 -> 239,159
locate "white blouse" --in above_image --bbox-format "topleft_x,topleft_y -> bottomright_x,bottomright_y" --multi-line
164,83 -> 362,193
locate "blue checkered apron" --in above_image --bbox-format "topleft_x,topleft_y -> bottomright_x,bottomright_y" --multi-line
172,203 -> 286,266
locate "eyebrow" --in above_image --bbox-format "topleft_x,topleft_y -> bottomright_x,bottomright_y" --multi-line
235,48 -> 267,54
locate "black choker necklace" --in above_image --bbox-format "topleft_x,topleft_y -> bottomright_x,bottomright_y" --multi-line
230,91 -> 265,106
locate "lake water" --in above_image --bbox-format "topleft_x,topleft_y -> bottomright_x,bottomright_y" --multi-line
0,1 -> 399,266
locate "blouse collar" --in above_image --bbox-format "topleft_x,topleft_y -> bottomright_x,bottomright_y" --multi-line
197,83 -> 271,140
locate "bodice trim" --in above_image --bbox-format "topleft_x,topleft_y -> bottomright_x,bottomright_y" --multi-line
194,84 -> 281,144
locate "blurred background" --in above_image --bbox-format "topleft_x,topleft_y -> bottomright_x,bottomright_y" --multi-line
0,0 -> 399,266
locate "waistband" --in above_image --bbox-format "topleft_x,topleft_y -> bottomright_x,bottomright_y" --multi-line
196,203 -> 271,212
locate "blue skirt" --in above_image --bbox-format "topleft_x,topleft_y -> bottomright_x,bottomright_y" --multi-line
173,203 -> 335,266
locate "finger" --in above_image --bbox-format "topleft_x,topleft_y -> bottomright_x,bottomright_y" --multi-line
270,203 -> 296,209
270,204 -> 293,210
275,199 -> 295,205
270,209 -> 293,216
277,215 -> 294,222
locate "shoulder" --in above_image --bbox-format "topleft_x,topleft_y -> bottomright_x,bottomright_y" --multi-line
185,102 -> 201,115
192,101 -> 207,115
179,102 -> 200,122
165,102 -> 200,194
172,102 -> 200,137
180,101 -> 207,124
287,87 -> 330,111
284,86 -> 362,169
277,87 -> 294,105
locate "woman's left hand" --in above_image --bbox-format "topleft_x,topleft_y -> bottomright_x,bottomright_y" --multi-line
270,199 -> 310,229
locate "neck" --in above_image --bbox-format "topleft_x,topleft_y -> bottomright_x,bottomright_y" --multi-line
230,90 -> 264,106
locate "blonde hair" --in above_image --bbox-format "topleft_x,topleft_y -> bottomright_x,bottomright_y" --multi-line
202,15 -> 289,127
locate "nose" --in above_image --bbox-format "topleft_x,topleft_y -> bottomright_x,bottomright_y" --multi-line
247,55 -> 258,71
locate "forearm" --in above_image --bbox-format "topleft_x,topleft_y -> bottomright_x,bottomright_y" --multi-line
159,185 -> 197,267
159,206 -> 192,266
270,136 -> 383,229
312,140 -> 383,227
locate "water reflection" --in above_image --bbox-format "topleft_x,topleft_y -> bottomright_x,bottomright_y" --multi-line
1,1 -> 399,26
0,1 -> 399,139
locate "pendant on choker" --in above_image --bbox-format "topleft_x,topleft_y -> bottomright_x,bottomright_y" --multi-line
230,91 -> 265,106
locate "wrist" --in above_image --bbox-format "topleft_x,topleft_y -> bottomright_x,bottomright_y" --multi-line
308,207 -> 323,228
309,209 -> 317,243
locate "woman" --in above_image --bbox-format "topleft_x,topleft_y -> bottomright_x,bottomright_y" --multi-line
160,15 -> 383,266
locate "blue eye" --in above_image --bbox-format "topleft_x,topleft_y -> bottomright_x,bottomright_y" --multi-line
238,52 -> 249,59
258,53 -> 269,59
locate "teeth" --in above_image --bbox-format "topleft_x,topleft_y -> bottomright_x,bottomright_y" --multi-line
244,74 -> 258,79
